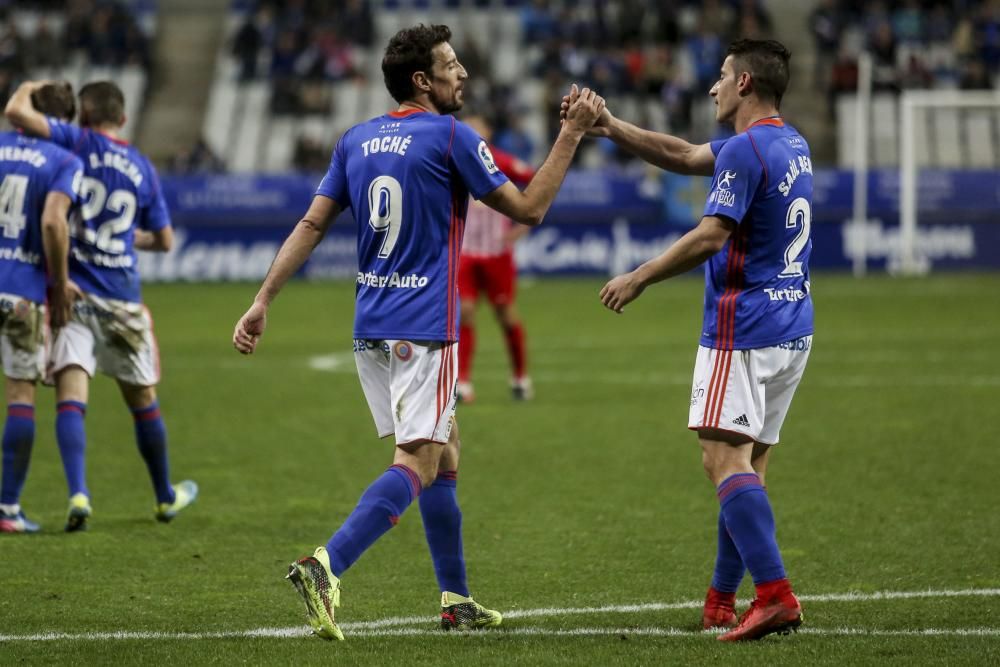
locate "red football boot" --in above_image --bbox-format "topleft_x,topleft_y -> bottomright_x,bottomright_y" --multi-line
717,591 -> 802,642
702,587 -> 738,629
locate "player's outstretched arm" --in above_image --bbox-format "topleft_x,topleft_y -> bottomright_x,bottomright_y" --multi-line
40,191 -> 78,327
233,195 -> 342,355
559,94 -> 714,177
600,215 -> 734,313
481,86 -> 605,226
4,81 -> 53,138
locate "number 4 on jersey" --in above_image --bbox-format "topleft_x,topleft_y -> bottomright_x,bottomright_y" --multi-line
0,174 -> 28,239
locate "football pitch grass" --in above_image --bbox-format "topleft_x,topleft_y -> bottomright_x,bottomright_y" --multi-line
2,273 -> 998,665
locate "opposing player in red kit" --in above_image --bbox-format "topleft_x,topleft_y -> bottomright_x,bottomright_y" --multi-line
457,115 -> 535,403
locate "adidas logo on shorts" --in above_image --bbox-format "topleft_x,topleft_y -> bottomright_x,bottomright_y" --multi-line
732,414 -> 751,427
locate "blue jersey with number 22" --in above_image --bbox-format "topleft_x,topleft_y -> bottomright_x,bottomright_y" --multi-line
317,109 -> 509,341
703,117 -> 815,350
46,117 -> 171,303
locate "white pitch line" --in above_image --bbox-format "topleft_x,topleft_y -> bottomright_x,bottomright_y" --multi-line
5,626 -> 1000,642
1,587 -> 998,643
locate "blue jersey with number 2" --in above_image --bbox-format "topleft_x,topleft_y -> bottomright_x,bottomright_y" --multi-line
317,109 -> 509,341
46,117 -> 170,303
703,117 -> 814,350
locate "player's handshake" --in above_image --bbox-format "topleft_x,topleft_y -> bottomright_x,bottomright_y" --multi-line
560,84 -> 613,137
561,84 -> 607,136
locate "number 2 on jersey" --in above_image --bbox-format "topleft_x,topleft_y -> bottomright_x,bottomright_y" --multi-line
367,175 -> 403,259
73,176 -> 137,254
0,174 -> 28,239
779,197 -> 811,278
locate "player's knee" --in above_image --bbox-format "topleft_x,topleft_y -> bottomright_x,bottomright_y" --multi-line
121,383 -> 157,410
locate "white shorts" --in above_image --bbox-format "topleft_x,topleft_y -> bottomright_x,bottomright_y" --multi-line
688,336 -> 812,445
354,339 -> 457,445
0,293 -> 47,381
50,293 -> 160,386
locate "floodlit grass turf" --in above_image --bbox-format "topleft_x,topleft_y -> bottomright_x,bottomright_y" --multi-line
3,273 -> 999,664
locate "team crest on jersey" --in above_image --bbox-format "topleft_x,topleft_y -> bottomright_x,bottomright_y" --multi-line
13,299 -> 30,320
477,141 -> 499,174
393,341 -> 414,362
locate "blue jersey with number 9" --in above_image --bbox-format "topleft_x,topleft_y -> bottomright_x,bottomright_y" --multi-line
703,118 -> 815,350
46,117 -> 171,303
317,109 -> 509,341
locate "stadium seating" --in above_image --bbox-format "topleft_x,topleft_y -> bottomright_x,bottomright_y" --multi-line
2,1 -> 156,142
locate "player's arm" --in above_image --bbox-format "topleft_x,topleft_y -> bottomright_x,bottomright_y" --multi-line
133,227 -> 173,252
603,116 -> 715,176
600,215 -> 735,313
559,94 -> 714,176
40,191 -> 77,327
233,194 -> 342,354
480,86 -> 605,226
4,81 -> 53,138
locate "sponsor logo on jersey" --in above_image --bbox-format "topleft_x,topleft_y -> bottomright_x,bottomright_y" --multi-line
774,337 -> 811,352
717,169 -> 737,190
356,270 -> 430,289
0,246 -> 41,265
478,141 -> 498,174
708,188 -> 736,208
763,286 -> 808,302
393,341 -> 413,362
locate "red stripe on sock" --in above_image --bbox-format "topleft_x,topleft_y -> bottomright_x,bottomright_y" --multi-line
8,406 -> 34,419
57,404 -> 85,415
390,464 -> 422,499
133,408 -> 161,422
717,474 -> 761,504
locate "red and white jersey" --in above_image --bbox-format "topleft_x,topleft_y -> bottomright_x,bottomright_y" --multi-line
461,145 -> 535,258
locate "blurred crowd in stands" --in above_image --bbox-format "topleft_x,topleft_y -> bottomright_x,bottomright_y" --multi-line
0,0 -> 152,105
231,0 -> 373,114
813,0 -> 1000,115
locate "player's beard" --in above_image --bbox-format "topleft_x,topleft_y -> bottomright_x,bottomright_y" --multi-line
430,81 -> 463,114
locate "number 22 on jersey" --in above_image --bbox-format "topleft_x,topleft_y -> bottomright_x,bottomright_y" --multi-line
71,175 -> 137,254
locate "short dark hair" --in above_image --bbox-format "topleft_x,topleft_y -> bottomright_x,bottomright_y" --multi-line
78,81 -> 126,127
382,24 -> 452,104
31,82 -> 76,121
726,39 -> 791,108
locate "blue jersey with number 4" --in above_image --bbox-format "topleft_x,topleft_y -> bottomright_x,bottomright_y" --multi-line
703,117 -> 814,350
0,132 -> 83,304
317,109 -> 509,341
46,117 -> 170,303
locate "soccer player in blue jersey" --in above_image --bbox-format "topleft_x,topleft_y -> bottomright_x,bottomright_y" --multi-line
0,83 -> 82,533
5,80 -> 198,531
585,40 -> 812,641
233,24 -> 604,640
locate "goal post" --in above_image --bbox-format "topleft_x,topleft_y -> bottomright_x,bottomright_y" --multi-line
897,90 -> 1000,276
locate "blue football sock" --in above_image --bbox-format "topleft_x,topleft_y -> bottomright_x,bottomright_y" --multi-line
56,401 -> 89,498
326,464 -> 421,577
1,404 -> 36,505
717,473 -> 786,585
419,470 -> 468,596
711,509 -> 746,593
132,402 -> 175,504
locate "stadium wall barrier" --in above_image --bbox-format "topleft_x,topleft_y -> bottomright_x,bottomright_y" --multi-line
143,169 -> 1000,281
